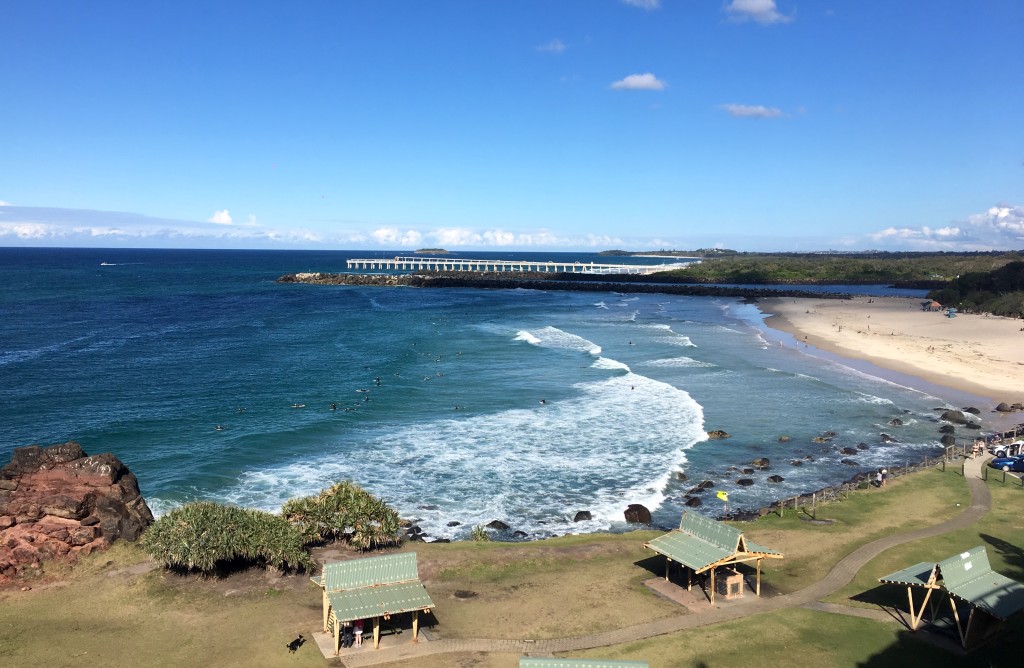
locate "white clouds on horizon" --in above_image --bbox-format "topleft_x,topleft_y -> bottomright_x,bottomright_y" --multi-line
720,103 -> 783,118
621,0 -> 660,10
867,204 -> 1024,250
0,200 -> 11,206
611,73 -> 666,91
208,209 -> 233,225
725,0 -> 793,25
536,38 -> 567,54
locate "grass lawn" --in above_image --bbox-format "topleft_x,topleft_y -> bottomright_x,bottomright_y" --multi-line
0,464 -> 1017,667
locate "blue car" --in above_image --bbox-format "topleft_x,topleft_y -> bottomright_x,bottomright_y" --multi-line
988,455 -> 1024,472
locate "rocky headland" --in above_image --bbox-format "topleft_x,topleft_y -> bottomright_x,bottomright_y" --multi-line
0,442 -> 154,584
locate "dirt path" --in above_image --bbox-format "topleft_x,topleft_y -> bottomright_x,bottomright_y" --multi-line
337,459 -> 992,667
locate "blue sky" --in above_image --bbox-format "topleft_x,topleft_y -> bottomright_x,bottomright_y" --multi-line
1,0 -> 1022,251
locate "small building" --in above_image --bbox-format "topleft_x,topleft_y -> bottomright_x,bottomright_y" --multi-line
520,659 -> 648,668
311,552 -> 434,654
644,511 -> 783,605
878,545 -> 1024,648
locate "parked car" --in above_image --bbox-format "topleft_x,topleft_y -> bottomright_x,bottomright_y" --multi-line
989,440 -> 1024,458
988,455 -> 1024,472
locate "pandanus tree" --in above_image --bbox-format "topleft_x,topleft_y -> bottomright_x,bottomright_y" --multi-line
282,480 -> 402,550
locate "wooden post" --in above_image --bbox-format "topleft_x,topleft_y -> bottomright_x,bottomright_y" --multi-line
710,567 -> 716,605
687,567 -> 692,591
665,557 -> 670,581
756,558 -> 761,596
812,492 -> 816,519
322,588 -> 329,633
333,613 -> 341,656
949,594 -> 967,647
412,610 -> 419,642
373,616 -> 381,649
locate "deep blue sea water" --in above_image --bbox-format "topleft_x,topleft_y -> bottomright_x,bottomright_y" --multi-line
1,248 -> 964,539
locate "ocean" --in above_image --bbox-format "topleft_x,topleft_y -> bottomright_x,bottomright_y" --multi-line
0,247 -> 960,539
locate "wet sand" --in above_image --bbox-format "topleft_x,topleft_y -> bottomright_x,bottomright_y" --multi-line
760,296 -> 1024,408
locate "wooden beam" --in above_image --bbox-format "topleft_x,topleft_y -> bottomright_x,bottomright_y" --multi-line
373,616 -> 381,649
665,556 -> 671,581
963,608 -> 977,649
949,594 -> 967,648
322,588 -> 329,633
332,611 -> 340,656
906,587 -> 918,630
710,566 -> 716,605
412,610 -> 419,642
756,558 -> 761,597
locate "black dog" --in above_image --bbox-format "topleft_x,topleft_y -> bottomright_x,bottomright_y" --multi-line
286,634 -> 305,653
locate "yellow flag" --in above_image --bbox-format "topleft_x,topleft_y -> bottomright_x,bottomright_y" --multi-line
717,491 -> 728,502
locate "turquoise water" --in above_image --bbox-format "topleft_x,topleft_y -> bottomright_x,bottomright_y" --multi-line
0,248 -> 956,539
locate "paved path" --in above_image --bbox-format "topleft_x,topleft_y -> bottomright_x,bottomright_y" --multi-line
338,459 -> 992,666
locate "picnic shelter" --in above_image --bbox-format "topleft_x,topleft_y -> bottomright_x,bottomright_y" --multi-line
312,552 -> 435,654
644,511 -> 783,605
878,545 -> 1024,648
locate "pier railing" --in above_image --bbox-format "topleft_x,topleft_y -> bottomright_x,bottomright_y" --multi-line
345,256 -> 684,275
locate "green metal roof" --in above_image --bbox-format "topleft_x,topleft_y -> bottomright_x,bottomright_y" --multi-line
326,580 -> 435,624
519,659 -> 649,668
878,561 -> 937,587
879,546 -> 1024,621
680,511 -> 741,551
645,511 -> 782,572
938,546 -> 1024,620
315,552 -> 421,591
646,530 -> 733,572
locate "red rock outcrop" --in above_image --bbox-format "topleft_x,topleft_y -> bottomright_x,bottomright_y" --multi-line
0,441 -> 154,583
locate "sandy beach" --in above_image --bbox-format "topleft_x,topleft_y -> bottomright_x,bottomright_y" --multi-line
760,296 -> 1024,408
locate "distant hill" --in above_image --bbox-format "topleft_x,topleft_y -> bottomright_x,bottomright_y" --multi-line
414,248 -> 450,254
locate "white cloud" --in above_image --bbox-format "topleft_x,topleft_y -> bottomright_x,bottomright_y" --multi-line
725,0 -> 793,25
867,204 -> 1024,250
536,38 -> 567,54
208,209 -> 233,225
0,200 -> 11,206
720,103 -> 783,118
611,73 -> 666,91
622,0 -> 660,9
371,226 -> 424,247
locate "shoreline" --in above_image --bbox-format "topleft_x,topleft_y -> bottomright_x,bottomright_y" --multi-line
758,296 -> 1024,410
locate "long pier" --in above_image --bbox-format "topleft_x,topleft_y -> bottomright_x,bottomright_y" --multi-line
345,256 -> 683,275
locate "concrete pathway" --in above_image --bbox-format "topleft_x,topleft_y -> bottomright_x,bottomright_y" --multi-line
335,459 -> 992,667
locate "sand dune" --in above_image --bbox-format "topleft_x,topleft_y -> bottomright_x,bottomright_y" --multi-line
760,296 -> 1024,407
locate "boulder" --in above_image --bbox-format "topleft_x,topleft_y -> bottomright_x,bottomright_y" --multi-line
940,434 -> 956,446
697,480 -> 715,490
880,434 -> 897,443
573,511 -> 592,522
995,402 -> 1012,412
939,424 -> 956,434
888,418 -> 904,426
767,475 -> 785,483
706,430 -> 730,439
737,478 -> 755,486
684,497 -> 703,508
0,442 -> 153,585
856,443 -> 870,451
940,410 -> 968,424
446,521 -> 461,527
840,458 -> 859,466
840,447 -> 859,456
623,504 -> 652,524
752,458 -> 770,470
777,435 -> 791,443
789,460 -> 803,467
676,472 -> 688,481
486,520 -> 510,531
963,407 -> 981,415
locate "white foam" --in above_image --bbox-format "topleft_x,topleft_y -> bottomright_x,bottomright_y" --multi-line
593,301 -> 609,309
592,357 -> 631,371
517,326 -> 602,355
213,372 -> 705,538
644,356 -> 716,369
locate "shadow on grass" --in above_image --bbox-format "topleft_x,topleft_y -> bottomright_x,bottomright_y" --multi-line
634,554 -> 666,578
980,533 -> 1024,582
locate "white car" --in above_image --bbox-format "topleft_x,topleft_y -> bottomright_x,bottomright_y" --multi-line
990,440 -> 1024,458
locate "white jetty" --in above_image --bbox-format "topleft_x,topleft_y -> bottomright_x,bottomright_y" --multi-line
345,256 -> 687,275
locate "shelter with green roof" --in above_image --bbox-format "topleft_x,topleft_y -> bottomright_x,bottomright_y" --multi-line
644,511 -> 783,605
878,545 -> 1024,648
519,658 -> 648,668
311,552 -> 434,654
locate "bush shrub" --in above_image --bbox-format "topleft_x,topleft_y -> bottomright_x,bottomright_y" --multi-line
141,501 -> 313,573
282,480 -> 402,550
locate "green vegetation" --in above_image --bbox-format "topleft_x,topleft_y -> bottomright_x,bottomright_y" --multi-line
140,501 -> 313,573
927,260 -> 1024,318
654,251 -> 1023,285
470,524 -> 492,541
281,480 -> 402,550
